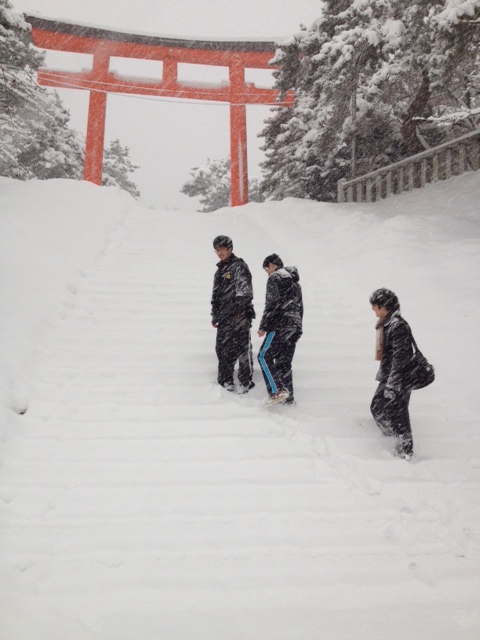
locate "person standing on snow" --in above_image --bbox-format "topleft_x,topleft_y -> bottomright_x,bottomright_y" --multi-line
211,235 -> 255,393
370,288 -> 416,460
257,254 -> 303,404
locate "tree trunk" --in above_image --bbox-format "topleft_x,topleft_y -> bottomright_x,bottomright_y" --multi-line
401,69 -> 431,155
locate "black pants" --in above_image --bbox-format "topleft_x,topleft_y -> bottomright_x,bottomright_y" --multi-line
216,323 -> 253,388
370,382 -> 413,455
258,328 -> 301,399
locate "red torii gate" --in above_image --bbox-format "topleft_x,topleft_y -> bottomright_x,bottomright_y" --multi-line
26,15 -> 294,207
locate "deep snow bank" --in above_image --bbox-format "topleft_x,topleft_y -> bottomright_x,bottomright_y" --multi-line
0,178 -> 133,414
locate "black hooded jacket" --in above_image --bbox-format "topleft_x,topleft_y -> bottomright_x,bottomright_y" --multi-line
259,267 -> 303,332
211,254 -> 255,327
376,311 -> 415,391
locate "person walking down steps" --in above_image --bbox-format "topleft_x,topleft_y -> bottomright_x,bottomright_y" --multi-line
257,254 -> 303,405
211,235 -> 256,393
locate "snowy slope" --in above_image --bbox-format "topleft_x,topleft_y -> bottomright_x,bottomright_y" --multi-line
0,175 -> 479,639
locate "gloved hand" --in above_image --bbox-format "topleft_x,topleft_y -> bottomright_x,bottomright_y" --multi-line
384,387 -> 396,401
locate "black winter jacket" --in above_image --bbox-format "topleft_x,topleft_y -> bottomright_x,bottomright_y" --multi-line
259,267 -> 303,332
376,312 -> 415,391
211,254 -> 255,327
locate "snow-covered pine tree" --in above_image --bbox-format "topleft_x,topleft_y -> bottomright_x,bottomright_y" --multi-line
260,0 -> 395,201
259,27 -> 319,200
181,157 -> 265,211
16,91 -> 84,180
260,0 -> 480,202
181,158 -> 231,212
422,0 -> 480,132
102,139 -> 140,199
259,104 -> 312,200
0,0 -> 84,180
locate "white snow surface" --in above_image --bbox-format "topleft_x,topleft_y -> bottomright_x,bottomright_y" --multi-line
0,174 -> 479,639
26,10 -> 286,44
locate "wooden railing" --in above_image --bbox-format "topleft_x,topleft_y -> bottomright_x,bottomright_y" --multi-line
337,129 -> 480,203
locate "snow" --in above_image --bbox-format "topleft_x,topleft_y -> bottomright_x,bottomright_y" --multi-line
380,18 -> 405,49
25,11 -> 286,44
0,173 -> 480,639
436,0 -> 480,24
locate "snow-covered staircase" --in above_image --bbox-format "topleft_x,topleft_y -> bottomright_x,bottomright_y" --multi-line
1,203 -> 479,640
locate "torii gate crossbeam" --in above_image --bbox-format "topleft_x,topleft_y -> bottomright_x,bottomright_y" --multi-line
26,15 -> 294,207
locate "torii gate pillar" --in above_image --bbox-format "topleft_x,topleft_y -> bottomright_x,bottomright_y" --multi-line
26,15 -> 294,208
84,49 -> 109,185
229,59 -> 248,207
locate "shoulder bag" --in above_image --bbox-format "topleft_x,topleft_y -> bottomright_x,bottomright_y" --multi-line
405,335 -> 435,390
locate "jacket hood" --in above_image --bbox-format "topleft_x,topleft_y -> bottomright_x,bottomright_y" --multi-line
275,266 -> 300,283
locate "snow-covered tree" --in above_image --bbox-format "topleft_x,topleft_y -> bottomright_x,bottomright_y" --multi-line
0,0 -> 84,180
422,0 -> 480,130
260,0 -> 480,202
15,91 -> 84,180
181,158 -> 265,211
102,139 -> 140,199
1,1 -> 141,196
181,158 -> 230,211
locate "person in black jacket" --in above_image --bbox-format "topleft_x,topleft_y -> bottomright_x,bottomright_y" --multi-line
257,254 -> 303,404
211,236 -> 255,393
370,288 -> 415,460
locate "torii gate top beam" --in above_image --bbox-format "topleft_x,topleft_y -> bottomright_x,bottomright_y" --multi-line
26,15 -> 291,105
26,15 -> 275,58
26,15 -> 279,68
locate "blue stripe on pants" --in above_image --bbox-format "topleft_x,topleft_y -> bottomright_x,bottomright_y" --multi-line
258,331 -> 278,394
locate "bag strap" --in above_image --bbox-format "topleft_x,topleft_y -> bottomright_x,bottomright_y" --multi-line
400,318 -> 423,357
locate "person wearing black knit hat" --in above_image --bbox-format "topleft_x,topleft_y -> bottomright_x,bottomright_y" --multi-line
211,236 -> 255,393
257,254 -> 303,405
370,288 -> 415,460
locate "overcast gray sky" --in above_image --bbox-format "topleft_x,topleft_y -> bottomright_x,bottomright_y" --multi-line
13,0 -> 322,209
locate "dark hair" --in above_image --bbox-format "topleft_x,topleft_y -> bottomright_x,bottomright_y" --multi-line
262,253 -> 283,269
369,288 -> 400,312
213,235 -> 233,249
